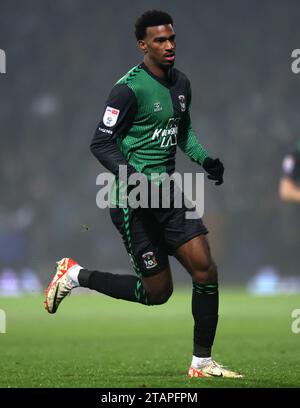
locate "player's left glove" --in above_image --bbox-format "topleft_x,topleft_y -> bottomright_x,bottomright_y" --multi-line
202,157 -> 224,186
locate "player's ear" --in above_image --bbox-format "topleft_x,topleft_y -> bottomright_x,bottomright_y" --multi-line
138,40 -> 148,54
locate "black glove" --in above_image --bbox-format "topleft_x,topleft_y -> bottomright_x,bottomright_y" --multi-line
202,157 -> 224,186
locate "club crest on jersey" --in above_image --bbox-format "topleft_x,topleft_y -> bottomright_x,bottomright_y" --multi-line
103,106 -> 120,127
178,95 -> 186,112
142,251 -> 158,269
154,102 -> 162,112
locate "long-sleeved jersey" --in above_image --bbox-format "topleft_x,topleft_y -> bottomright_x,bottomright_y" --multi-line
90,62 -> 210,203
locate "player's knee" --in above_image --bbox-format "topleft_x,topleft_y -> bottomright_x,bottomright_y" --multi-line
193,260 -> 218,284
148,286 -> 173,305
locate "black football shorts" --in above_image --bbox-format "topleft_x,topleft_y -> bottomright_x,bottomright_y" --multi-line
110,203 -> 208,278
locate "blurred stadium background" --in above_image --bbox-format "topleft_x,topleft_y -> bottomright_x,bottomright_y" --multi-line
1,0 -> 300,292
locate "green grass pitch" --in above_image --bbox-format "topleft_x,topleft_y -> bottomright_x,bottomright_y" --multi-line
0,288 -> 299,388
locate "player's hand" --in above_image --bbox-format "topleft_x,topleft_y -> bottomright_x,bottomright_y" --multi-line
202,157 -> 224,186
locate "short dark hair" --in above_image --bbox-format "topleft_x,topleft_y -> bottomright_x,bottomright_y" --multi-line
135,10 -> 174,41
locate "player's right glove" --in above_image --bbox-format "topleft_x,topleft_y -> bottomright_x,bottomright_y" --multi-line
202,157 -> 224,186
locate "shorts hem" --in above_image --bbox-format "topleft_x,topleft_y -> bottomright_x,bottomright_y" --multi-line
169,229 -> 208,255
138,260 -> 170,278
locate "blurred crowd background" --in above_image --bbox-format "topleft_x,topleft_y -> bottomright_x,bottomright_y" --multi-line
1,0 -> 300,295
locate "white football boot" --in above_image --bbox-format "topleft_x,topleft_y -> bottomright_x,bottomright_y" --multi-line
188,360 -> 243,378
44,258 -> 81,314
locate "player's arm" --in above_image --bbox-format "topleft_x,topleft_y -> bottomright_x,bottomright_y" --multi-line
279,154 -> 300,202
90,84 -> 137,178
279,177 -> 300,203
177,80 -> 224,185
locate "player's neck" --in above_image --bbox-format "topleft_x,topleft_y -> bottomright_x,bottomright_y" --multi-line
143,58 -> 171,81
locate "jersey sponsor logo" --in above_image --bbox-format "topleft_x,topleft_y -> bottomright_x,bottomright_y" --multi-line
178,95 -> 186,112
103,106 -> 120,127
152,117 -> 180,148
142,251 -> 158,269
282,155 -> 295,175
154,102 -> 162,112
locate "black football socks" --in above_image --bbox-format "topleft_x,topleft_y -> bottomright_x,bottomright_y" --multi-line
192,282 -> 219,357
78,269 -> 151,305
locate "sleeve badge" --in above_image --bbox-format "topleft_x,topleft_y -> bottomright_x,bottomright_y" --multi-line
103,106 -> 120,127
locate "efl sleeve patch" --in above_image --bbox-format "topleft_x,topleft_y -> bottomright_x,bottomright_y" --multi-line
102,106 -> 120,127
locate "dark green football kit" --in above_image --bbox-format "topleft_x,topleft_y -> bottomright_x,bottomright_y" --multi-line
81,62 -> 220,359
91,63 -> 210,277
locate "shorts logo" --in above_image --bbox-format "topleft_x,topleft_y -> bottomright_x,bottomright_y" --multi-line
103,106 -> 120,127
142,251 -> 158,269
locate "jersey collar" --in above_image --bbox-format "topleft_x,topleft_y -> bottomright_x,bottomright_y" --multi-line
140,62 -> 176,88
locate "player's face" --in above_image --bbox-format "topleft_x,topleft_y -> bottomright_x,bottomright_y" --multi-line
139,24 -> 176,68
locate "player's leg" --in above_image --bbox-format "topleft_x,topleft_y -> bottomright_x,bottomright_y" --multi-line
175,235 -> 242,378
175,235 -> 218,360
157,199 -> 242,378
44,259 -> 173,314
45,208 -> 173,313
78,263 -> 173,305
140,264 -> 173,305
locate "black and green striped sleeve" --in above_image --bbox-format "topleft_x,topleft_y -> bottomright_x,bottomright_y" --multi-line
90,84 -> 138,177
